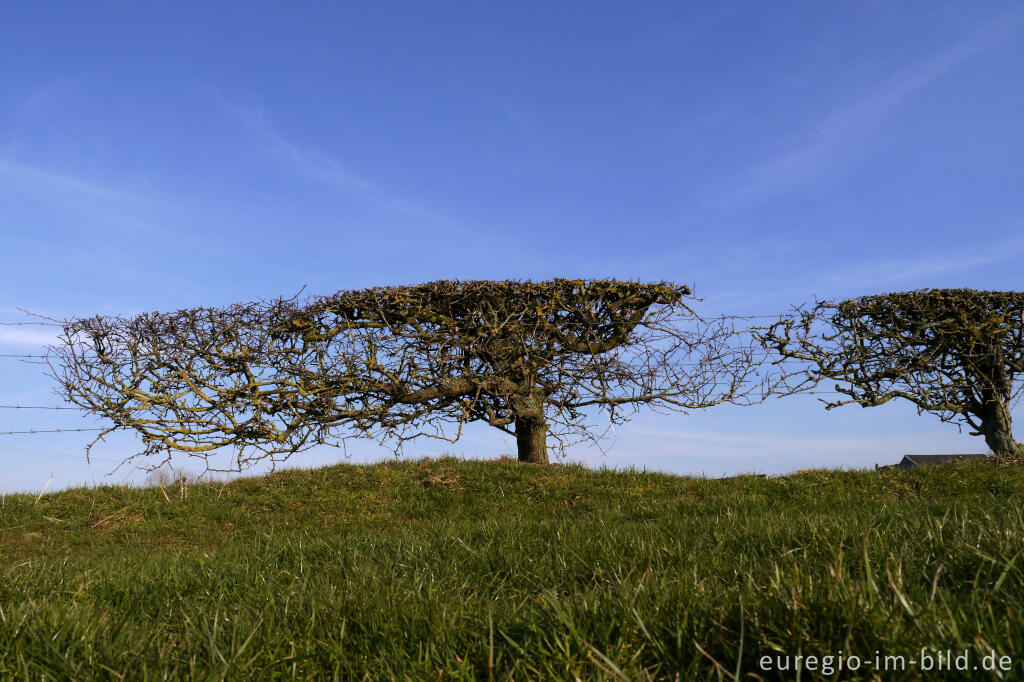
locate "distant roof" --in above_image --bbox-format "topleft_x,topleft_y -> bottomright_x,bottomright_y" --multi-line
901,454 -> 990,467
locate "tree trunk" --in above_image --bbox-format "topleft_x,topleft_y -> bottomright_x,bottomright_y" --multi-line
515,416 -> 549,464
977,400 -> 1024,461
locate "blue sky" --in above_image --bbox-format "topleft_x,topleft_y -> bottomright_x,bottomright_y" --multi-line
1,2 -> 1022,492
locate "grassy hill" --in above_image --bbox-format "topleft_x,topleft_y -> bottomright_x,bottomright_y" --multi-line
1,457 -> 1022,680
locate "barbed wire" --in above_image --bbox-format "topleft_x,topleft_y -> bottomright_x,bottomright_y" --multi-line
0,444 -> 123,465
0,321 -> 62,327
0,353 -> 48,358
0,404 -> 84,410
0,427 -> 107,435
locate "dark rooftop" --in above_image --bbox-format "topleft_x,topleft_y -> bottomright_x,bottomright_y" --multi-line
898,454 -> 990,468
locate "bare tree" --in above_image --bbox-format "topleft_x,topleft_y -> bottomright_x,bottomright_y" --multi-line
49,279 -> 764,469
758,288 -> 1024,460
144,465 -> 200,487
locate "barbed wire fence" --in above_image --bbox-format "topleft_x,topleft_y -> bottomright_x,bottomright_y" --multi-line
0,316 -> 135,476
0,311 -> 807,464
2,307 -> 1020,475
2,313 -> 1019,408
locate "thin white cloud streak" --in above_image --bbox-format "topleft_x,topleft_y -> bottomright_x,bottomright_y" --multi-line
624,423 -> 969,452
0,157 -> 175,238
718,8 -> 1023,207
575,11 -> 1023,304
703,224 -> 1024,312
0,327 -> 60,347
0,158 -> 127,203
221,97 -> 469,229
820,236 -> 1024,289
238,108 -> 379,196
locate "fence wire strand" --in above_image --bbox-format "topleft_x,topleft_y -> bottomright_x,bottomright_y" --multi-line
0,321 -> 62,327
0,404 -> 84,410
0,427 -> 107,435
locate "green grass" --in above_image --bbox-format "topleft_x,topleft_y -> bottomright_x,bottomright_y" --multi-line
1,457 -> 1023,680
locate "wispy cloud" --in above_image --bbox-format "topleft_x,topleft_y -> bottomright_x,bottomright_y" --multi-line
0,326 -> 60,348
627,422 -> 940,450
220,96 -> 467,228
0,158 -> 124,202
704,227 -> 1024,312
237,107 -> 379,195
0,157 -> 176,238
821,233 -> 1024,289
723,9 -> 1023,206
